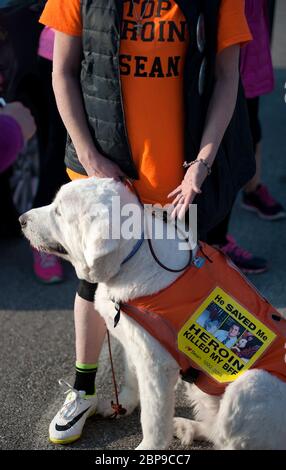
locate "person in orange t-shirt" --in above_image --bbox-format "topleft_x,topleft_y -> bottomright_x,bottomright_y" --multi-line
40,0 -> 252,445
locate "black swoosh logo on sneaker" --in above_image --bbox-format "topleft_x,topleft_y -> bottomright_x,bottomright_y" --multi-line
55,407 -> 91,431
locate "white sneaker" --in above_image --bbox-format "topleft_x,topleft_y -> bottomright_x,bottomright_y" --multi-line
49,379 -> 97,445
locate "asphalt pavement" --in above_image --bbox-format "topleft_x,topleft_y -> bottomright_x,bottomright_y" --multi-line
0,5 -> 285,452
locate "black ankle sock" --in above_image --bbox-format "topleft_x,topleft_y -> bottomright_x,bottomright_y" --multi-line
73,363 -> 97,395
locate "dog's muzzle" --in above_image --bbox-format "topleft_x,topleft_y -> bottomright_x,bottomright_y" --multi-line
19,213 -> 29,229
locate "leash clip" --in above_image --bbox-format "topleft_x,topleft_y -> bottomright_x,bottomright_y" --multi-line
110,401 -> 127,419
192,256 -> 206,269
113,300 -> 121,328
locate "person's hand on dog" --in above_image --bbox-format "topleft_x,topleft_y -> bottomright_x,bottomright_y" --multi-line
82,149 -> 126,181
168,159 -> 208,219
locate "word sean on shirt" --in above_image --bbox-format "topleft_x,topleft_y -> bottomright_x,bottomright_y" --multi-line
120,0 -> 188,78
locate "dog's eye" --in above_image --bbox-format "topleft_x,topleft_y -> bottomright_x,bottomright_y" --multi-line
55,206 -> 61,217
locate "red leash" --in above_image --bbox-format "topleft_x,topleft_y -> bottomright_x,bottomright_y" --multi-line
107,330 -> 127,418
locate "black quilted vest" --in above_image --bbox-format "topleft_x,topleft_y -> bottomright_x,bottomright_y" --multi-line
65,0 -> 255,233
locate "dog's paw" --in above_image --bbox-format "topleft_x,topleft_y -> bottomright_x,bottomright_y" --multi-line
135,442 -> 165,451
173,417 -> 195,446
135,443 -> 149,451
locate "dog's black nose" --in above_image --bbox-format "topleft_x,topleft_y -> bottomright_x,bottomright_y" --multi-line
19,213 -> 29,228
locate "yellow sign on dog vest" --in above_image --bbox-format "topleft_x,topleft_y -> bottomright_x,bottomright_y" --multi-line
121,244 -> 286,394
178,287 -> 276,384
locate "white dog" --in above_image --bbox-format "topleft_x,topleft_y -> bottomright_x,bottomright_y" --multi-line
20,178 -> 286,450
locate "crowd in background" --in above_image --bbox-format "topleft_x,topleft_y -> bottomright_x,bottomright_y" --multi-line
1,0 -> 286,449
0,0 -> 284,285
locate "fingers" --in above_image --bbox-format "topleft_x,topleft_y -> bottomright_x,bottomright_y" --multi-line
116,166 -> 126,177
169,192 -> 185,219
103,170 -> 121,181
178,200 -> 191,220
168,186 -> 183,218
170,195 -> 186,219
168,186 -> 182,199
110,162 -> 126,181
171,192 -> 184,207
113,175 -> 124,182
112,169 -> 127,182
170,189 -> 197,220
170,203 -> 184,220
99,161 -> 126,180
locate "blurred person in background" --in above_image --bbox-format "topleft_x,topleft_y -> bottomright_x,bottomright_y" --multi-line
207,0 -> 284,274
0,21 -> 23,239
0,2 -> 68,282
240,0 -> 285,220
0,1 -> 44,239
0,101 -> 36,172
30,25 -> 68,284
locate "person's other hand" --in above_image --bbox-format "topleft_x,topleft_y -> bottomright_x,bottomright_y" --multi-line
168,160 -> 208,219
81,150 -> 126,181
0,102 -> 36,142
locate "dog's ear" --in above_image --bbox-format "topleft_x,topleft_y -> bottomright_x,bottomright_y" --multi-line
81,211 -> 121,283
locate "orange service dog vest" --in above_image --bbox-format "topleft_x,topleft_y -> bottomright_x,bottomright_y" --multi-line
120,243 -> 286,396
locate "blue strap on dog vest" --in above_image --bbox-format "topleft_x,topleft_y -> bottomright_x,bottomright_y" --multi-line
121,232 -> 145,265
113,232 -> 144,327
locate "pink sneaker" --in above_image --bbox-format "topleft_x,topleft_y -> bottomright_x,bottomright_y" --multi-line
32,248 -> 63,284
242,184 -> 285,220
220,235 -> 268,274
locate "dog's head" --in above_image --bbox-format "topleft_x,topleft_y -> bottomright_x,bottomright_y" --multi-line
20,178 -> 140,283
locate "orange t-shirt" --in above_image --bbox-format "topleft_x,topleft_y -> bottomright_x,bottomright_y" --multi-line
41,0 -> 251,205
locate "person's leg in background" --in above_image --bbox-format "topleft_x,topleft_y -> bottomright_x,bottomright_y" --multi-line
49,281 -> 107,445
206,94 -> 286,274
242,97 -> 285,220
206,205 -> 268,275
32,57 -> 69,283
